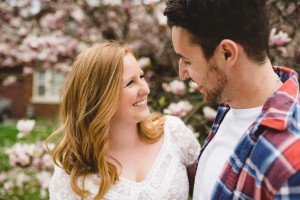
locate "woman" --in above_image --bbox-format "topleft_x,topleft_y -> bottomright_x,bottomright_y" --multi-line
47,41 -> 200,200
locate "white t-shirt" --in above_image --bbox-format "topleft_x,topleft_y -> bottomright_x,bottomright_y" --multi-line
193,106 -> 262,200
49,116 -> 200,200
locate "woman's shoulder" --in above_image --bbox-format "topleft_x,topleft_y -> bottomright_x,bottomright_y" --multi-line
163,115 -> 192,139
49,165 -> 83,200
164,115 -> 185,126
163,115 -> 201,166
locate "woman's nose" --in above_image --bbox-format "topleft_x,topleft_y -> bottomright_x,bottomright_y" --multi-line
139,81 -> 150,95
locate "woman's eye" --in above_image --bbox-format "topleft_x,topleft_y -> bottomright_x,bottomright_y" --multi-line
140,75 -> 145,79
126,80 -> 134,87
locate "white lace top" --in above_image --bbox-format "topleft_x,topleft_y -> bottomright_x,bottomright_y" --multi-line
49,116 -> 200,200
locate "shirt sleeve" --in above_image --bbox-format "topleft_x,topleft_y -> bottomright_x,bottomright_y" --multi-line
166,116 -> 201,167
274,170 -> 300,199
49,165 -> 82,200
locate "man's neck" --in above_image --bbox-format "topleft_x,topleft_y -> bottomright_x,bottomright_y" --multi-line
227,59 -> 282,109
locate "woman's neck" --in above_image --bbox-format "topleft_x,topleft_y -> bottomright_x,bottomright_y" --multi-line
109,122 -> 141,151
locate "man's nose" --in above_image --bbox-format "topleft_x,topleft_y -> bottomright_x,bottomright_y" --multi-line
178,62 -> 190,80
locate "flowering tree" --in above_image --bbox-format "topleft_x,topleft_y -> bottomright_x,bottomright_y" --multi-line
1,0 -> 299,139
0,0 -> 299,198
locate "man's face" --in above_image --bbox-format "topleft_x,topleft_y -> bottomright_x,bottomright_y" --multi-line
171,26 -> 229,104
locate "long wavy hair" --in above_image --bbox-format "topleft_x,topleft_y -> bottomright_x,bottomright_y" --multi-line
47,42 -> 164,199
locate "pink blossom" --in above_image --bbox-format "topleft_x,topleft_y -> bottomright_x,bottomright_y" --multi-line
269,28 -> 292,47
5,143 -> 34,167
138,57 -> 151,69
4,181 -> 14,190
162,82 -> 171,92
276,46 -> 289,57
55,63 -> 72,75
23,67 -> 34,75
10,17 -> 21,27
42,154 -> 54,169
18,26 -> 28,37
163,101 -> 193,117
5,141 -> 54,170
144,0 -> 160,5
203,106 -> 217,120
154,2 -> 167,26
2,75 -> 17,86
189,81 -> 199,92
3,57 -> 14,67
169,80 -> 186,96
36,171 -> 52,189
71,6 -> 85,23
16,173 -> 30,187
0,173 -> 6,183
16,119 -> 36,138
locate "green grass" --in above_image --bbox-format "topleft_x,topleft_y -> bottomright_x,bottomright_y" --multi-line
0,123 -> 18,147
0,118 -> 56,145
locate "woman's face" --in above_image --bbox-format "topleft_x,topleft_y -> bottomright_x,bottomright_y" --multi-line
114,53 -> 150,124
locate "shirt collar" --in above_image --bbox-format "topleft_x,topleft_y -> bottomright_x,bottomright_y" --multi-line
260,66 -> 299,131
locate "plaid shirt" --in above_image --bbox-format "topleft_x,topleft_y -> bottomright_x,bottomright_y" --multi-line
198,66 -> 300,199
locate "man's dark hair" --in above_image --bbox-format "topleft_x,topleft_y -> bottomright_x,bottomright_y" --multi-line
164,0 -> 270,63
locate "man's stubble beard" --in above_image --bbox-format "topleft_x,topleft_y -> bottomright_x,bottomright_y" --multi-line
203,62 -> 229,104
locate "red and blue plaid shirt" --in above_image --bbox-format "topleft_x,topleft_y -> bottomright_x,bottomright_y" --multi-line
198,66 -> 300,199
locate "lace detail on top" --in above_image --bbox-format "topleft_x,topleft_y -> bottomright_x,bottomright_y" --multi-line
49,116 -> 200,200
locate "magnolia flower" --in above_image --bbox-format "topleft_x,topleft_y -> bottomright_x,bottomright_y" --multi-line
276,46 -> 289,57
162,82 -> 171,92
163,101 -> 193,117
4,181 -> 14,190
23,67 -> 33,75
169,80 -> 186,96
269,28 -> 292,47
189,81 -> 199,92
144,0 -> 160,4
154,2 -> 167,26
42,154 -> 54,169
55,63 -> 72,75
16,173 -> 30,187
5,143 -> 34,167
203,106 -> 217,120
16,119 -> 36,138
2,75 -> 17,86
18,26 -> 28,37
36,171 -> 52,189
37,171 -> 53,198
138,57 -> 151,69
0,173 -> 6,183
71,6 -> 85,23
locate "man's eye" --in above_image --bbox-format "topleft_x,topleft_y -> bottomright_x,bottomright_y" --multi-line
184,61 -> 191,65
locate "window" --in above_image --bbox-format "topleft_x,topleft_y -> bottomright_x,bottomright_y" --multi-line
32,70 -> 65,104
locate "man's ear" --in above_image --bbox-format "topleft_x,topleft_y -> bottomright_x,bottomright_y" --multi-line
217,39 -> 238,64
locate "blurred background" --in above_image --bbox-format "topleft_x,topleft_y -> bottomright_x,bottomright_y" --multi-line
0,0 -> 299,199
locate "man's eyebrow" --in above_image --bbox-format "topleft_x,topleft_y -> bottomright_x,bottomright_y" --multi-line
176,53 -> 188,60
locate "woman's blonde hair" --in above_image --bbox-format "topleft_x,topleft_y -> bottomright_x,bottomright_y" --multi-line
47,41 -> 164,199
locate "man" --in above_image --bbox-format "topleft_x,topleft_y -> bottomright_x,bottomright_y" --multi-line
164,0 -> 300,199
